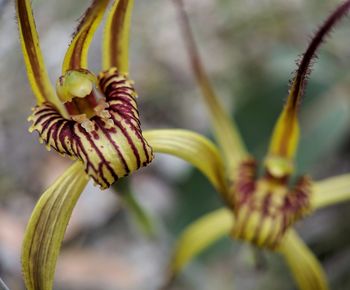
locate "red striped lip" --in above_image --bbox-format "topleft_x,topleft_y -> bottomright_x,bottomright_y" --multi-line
29,67 -> 154,189
231,159 -> 311,249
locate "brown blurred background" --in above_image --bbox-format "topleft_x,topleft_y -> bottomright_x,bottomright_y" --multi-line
1,0 -> 350,289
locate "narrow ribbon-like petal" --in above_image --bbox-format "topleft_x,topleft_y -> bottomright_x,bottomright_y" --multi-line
62,0 -> 110,72
173,0 -> 248,175
102,0 -> 134,73
22,162 -> 88,290
277,230 -> 329,290
312,173 -> 350,209
15,0 -> 61,109
143,129 -> 226,195
30,68 -> 153,189
266,0 -> 350,177
170,207 -> 232,274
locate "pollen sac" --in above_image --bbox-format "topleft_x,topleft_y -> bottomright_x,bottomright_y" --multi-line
29,67 -> 154,189
231,159 -> 311,249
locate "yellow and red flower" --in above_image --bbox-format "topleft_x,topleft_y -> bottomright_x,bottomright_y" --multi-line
167,1 -> 350,290
15,0 -> 350,289
16,1 -> 212,289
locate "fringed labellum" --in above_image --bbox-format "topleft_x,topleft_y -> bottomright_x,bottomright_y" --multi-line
29,67 -> 153,189
228,0 -> 350,250
231,158 -> 312,249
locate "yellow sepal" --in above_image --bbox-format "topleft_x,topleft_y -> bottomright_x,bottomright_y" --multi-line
15,0 -> 62,110
277,230 -> 329,290
170,208 -> 233,274
312,173 -> 350,209
22,162 -> 88,290
143,129 -> 227,195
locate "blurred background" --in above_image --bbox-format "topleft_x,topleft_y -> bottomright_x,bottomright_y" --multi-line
1,0 -> 350,289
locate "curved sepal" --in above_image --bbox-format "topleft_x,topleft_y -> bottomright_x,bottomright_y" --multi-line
170,208 -> 232,274
103,0 -> 134,72
22,162 -> 88,290
312,173 -> 350,209
277,230 -> 329,290
15,0 -> 60,109
62,0 -> 110,72
266,0 -> 350,177
143,129 -> 226,194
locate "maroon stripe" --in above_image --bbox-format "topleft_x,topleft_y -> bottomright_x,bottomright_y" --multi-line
34,107 -> 58,115
42,118 -> 64,148
76,125 -> 116,186
94,117 -> 131,174
33,112 -> 60,126
39,116 -> 63,134
108,114 -> 141,169
58,122 -> 73,155
50,119 -> 65,151
109,100 -> 138,115
113,111 -> 151,163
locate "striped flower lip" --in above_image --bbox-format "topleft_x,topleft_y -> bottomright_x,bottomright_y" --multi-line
231,159 -> 311,249
29,67 -> 154,189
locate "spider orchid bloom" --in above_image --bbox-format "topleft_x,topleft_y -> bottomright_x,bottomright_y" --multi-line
16,0 -> 218,289
162,1 -> 350,289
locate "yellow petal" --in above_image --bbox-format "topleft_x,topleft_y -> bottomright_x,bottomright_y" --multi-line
170,207 -> 233,274
173,0 -> 248,175
22,162 -> 88,290
102,0 -> 134,73
143,129 -> 227,195
277,230 -> 329,290
62,0 -> 110,72
312,173 -> 350,209
15,0 -> 61,109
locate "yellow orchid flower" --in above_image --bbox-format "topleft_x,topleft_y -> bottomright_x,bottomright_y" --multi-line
160,0 -> 350,289
16,0 -> 221,289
